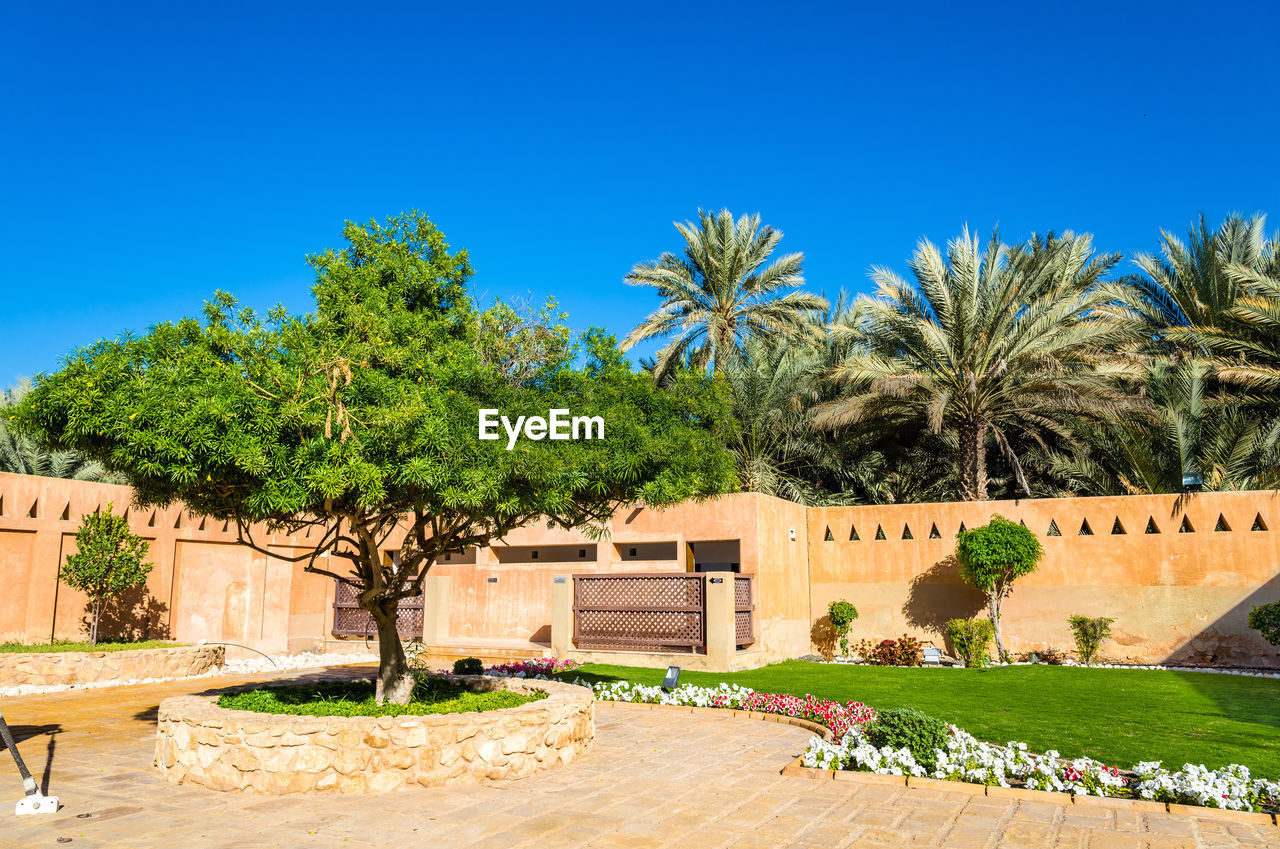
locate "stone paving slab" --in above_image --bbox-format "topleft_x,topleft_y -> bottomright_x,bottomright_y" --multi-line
0,666 -> 1277,848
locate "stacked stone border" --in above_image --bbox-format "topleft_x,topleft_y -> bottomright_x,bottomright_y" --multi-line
598,699 -> 1280,828
0,644 -> 224,687
154,676 -> 594,793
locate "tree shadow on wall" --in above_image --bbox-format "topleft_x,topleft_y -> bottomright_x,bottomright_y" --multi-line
902,555 -> 987,649
811,616 -> 838,660
82,589 -> 169,642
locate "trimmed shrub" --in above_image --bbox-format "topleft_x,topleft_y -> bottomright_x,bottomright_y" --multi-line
863,707 -> 950,770
869,635 -> 923,667
1067,616 -> 1115,665
1248,602 -> 1280,647
945,619 -> 994,668
827,600 -> 859,657
452,657 -> 484,675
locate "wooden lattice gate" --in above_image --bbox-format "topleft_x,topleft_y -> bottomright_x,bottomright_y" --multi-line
573,573 -> 706,652
330,580 -> 425,640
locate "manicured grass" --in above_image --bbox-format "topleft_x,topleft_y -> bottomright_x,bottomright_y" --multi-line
562,661 -> 1280,776
0,639 -> 182,654
219,677 -> 545,718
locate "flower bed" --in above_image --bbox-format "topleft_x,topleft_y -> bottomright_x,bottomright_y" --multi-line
486,659 -> 1280,815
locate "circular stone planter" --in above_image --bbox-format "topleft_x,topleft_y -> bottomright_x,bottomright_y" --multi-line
0,644 -> 223,688
154,676 -> 595,794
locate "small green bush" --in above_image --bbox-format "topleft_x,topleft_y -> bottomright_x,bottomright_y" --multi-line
1068,616 -> 1115,665
827,600 -> 859,657
452,657 -> 484,675
1248,602 -> 1280,647
868,635 -> 923,667
863,707 -> 950,770
945,619 -> 994,668
218,676 -> 543,718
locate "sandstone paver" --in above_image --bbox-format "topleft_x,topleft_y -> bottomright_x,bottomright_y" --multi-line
0,665 -> 1276,848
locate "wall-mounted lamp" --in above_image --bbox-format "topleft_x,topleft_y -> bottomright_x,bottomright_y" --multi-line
487,577 -> 498,583
788,528 -> 796,541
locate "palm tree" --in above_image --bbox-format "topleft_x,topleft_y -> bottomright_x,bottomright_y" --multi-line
815,228 -> 1143,501
1,381 -> 126,483
1046,360 -> 1280,494
1130,213 -> 1274,334
621,209 -> 828,379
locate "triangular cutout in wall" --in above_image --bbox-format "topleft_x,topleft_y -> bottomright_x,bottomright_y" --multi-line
198,517 -> 207,531
221,519 -> 230,532
1079,518 -> 1093,536
1047,519 -> 1061,537
27,499 -> 38,519
1146,517 -> 1160,534
1252,513 -> 1268,532
173,512 -> 183,529
1214,514 -> 1232,532
147,510 -> 157,527
1179,516 -> 1195,533
874,524 -> 886,540
958,522 -> 967,533
1019,519 -> 1027,527
928,523 -> 941,539
60,502 -> 71,521
849,525 -> 859,541
0,494 -> 5,516
824,526 -> 834,542
902,524 -> 913,540
1111,517 -> 1126,535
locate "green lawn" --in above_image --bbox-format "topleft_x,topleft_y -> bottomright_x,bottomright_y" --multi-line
561,661 -> 1280,777
0,639 -> 181,654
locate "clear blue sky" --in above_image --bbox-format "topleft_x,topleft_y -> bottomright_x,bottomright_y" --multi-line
4,1 -> 1279,388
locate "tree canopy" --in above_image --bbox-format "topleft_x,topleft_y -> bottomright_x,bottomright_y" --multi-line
14,211 -> 738,701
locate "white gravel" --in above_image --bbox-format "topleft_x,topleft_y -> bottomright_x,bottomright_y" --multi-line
0,649 -> 378,698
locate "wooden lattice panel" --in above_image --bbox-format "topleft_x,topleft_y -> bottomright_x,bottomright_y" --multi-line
331,580 -> 424,639
734,576 -> 755,647
573,573 -> 705,652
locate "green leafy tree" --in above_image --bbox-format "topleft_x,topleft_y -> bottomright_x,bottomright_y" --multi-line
1248,602 -> 1280,648
816,229 -> 1143,501
60,503 -> 153,645
15,212 -> 737,703
2,381 -> 126,483
621,208 -> 828,379
826,600 -> 859,657
955,515 -> 1043,661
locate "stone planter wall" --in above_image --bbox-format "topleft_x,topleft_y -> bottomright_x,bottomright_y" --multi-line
154,676 -> 595,793
0,644 -> 224,687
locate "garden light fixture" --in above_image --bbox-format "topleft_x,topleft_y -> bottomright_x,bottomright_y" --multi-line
0,709 -> 58,816
661,666 -> 681,691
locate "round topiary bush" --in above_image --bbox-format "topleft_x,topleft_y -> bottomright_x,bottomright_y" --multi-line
453,656 -> 485,675
862,707 -> 950,770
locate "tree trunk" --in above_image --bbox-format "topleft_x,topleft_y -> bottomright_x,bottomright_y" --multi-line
989,594 -> 1006,663
90,598 -> 101,647
370,600 -> 414,705
958,421 -> 989,501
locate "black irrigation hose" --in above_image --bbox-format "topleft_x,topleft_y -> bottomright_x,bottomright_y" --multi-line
198,642 -> 279,668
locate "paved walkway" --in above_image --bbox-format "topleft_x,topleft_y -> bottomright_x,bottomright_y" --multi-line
0,667 -> 1276,849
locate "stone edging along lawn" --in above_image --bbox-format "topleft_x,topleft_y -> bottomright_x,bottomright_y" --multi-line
598,699 -> 1280,828
0,644 -> 224,687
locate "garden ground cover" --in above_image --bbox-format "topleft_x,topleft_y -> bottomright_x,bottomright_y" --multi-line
0,639 -> 181,653
218,677 -> 545,718
556,660 -> 1280,776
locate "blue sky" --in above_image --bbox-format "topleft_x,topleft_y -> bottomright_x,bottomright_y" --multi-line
4,1 -> 1279,388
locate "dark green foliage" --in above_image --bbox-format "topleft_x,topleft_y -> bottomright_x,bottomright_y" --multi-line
452,657 -> 484,675
1068,616 -> 1115,664
863,707 -> 950,770
827,600 -> 859,657
868,635 -> 922,667
60,502 -> 153,645
1248,603 -> 1280,647
945,619 -> 994,668
217,676 -> 544,718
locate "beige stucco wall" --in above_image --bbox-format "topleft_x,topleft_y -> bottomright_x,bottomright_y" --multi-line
808,491 -> 1280,666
